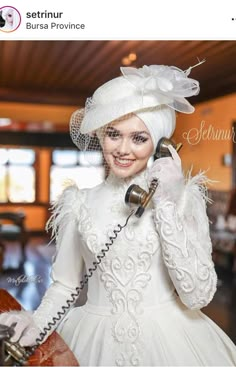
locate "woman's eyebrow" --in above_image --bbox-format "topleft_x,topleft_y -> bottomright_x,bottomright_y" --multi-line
106,126 -> 117,130
106,126 -> 120,133
130,131 -> 150,136
106,127 -> 150,136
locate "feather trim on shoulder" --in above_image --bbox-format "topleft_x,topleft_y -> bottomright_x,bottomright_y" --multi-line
178,169 -> 216,218
46,183 -> 80,243
185,169 -> 215,204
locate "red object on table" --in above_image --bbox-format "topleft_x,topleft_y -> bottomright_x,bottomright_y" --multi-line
0,289 -> 79,366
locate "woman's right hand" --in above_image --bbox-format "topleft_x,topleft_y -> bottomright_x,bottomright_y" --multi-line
148,145 -> 184,204
0,310 -> 41,346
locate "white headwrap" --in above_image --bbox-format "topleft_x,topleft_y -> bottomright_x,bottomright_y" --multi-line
1,7 -> 20,31
136,106 -> 176,150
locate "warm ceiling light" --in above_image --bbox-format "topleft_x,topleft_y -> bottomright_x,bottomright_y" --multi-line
121,52 -> 137,66
129,53 -> 137,61
122,57 -> 131,66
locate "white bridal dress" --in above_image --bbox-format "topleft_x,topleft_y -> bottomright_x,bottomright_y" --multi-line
33,169 -> 236,366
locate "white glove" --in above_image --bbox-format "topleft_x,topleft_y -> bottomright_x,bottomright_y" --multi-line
0,310 -> 42,346
148,145 -> 185,204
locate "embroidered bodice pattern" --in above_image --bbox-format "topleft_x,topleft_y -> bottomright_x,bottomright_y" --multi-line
73,171 -> 217,365
77,172 -> 160,366
38,170 -> 218,366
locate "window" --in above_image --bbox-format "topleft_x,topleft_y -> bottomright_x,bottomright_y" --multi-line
50,150 -> 105,201
0,148 -> 36,203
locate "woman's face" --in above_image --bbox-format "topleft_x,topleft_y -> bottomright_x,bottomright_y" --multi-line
6,10 -> 13,26
103,114 -> 154,179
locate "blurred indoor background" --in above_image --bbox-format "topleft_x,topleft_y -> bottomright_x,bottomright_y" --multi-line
0,40 -> 236,344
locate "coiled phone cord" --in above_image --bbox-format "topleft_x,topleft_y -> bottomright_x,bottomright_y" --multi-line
19,209 -> 135,364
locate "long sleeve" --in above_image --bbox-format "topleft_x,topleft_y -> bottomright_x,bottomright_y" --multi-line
32,184 -> 85,338
153,172 -> 217,310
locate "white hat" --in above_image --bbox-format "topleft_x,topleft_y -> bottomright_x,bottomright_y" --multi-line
70,63 -> 203,151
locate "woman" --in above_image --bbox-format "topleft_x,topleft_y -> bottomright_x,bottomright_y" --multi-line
1,64 -> 236,366
0,7 -> 20,32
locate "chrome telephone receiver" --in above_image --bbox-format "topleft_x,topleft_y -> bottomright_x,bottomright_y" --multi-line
155,137 -> 183,159
125,137 -> 182,218
0,323 -> 29,366
125,179 -> 159,218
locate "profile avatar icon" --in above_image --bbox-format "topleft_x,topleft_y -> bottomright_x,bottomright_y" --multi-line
0,6 -> 21,32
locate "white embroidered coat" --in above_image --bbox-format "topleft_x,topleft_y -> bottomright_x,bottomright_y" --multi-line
33,169 -> 236,366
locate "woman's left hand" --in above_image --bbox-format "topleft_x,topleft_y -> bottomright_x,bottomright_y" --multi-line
148,145 -> 185,204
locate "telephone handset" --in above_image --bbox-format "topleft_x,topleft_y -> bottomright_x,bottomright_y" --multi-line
125,137 -> 183,217
0,136 -> 182,366
0,323 -> 30,366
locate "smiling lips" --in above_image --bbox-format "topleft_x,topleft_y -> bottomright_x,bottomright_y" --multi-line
113,156 -> 135,167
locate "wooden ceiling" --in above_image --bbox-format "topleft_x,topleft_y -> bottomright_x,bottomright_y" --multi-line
0,40 -> 236,108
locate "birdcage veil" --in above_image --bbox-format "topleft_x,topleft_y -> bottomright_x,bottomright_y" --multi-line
70,108 -> 102,152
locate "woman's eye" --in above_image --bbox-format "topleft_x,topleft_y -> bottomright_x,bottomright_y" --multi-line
132,135 -> 148,144
105,130 -> 120,140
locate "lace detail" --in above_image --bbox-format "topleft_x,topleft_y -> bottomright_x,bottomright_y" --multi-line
105,169 -> 149,189
75,189 -> 109,255
154,181 -> 217,310
99,213 -> 158,364
101,246 -> 154,366
77,175 -> 160,366
105,170 -> 150,217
